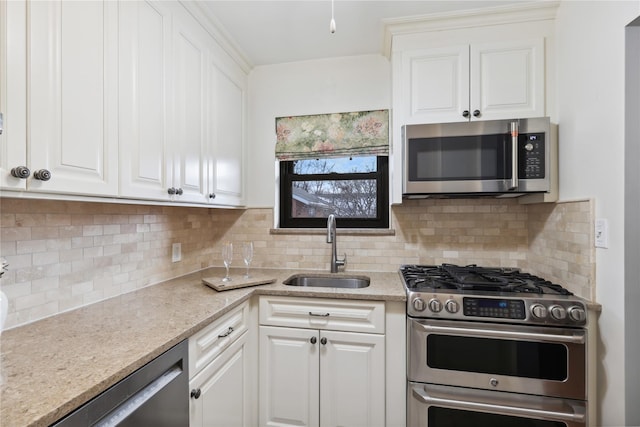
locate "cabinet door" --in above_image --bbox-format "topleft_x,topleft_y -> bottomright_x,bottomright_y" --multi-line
471,38 -> 544,121
319,330 -> 385,427
402,45 -> 470,124
0,0 -> 27,190
118,0 -> 173,201
259,326 -> 319,427
28,0 -> 118,195
190,330 -> 252,427
172,6 -> 209,204
208,62 -> 246,206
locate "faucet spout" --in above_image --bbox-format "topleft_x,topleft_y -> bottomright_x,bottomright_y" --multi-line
327,214 -> 346,273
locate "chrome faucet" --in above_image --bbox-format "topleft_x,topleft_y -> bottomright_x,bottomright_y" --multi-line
327,214 -> 346,273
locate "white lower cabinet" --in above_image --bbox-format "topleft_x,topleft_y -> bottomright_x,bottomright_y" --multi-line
190,330 -> 252,427
258,296 -> 386,427
188,301 -> 257,427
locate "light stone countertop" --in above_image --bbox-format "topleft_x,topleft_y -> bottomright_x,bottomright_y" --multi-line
0,267 -> 406,427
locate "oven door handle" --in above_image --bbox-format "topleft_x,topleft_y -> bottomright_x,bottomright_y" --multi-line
420,324 -> 585,345
412,386 -> 586,423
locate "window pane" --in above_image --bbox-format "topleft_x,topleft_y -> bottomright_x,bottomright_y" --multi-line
292,180 -> 378,218
293,156 -> 377,175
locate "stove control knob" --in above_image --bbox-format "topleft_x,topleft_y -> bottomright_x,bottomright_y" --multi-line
549,305 -> 567,320
445,300 -> 459,313
412,298 -> 426,312
428,298 -> 443,313
568,306 -> 587,322
530,303 -> 548,319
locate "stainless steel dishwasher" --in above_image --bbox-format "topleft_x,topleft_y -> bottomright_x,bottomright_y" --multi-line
51,340 -> 189,427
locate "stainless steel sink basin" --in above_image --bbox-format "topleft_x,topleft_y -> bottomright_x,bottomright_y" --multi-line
283,274 -> 370,289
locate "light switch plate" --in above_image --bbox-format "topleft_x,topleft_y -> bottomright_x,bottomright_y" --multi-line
172,243 -> 182,262
595,218 -> 609,249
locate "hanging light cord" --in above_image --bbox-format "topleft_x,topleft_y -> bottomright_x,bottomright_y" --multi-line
330,0 -> 336,34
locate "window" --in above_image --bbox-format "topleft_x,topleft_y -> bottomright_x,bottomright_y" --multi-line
279,156 -> 389,228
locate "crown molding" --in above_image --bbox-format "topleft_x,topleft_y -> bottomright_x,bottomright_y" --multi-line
181,0 -> 254,74
382,1 -> 560,58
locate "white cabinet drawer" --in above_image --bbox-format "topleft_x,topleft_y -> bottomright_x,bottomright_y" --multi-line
189,301 -> 249,378
259,296 -> 385,334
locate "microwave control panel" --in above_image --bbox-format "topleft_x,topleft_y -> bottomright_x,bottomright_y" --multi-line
519,133 -> 545,179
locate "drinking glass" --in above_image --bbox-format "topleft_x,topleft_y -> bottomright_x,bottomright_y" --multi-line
242,241 -> 254,278
222,241 -> 233,282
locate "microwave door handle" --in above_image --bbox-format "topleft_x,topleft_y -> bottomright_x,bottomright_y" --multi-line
411,386 -> 587,423
509,121 -> 518,190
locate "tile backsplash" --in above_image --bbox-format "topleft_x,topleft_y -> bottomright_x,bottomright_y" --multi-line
0,197 -> 594,329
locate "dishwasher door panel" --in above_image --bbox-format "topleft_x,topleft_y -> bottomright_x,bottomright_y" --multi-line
51,340 -> 189,427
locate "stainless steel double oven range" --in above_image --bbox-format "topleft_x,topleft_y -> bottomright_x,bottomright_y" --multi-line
400,264 -> 592,427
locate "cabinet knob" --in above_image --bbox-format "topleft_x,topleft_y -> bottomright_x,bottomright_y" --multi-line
176,188 -> 183,195
310,336 -> 317,344
190,388 -> 202,399
462,110 -> 470,118
473,109 -> 481,117
33,169 -> 51,181
209,193 -> 216,199
168,187 -> 176,195
320,337 -> 327,345
10,166 -> 30,179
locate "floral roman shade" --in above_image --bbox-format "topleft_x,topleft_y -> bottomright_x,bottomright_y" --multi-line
275,109 -> 389,160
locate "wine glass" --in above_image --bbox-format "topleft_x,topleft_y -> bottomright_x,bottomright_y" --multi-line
222,241 -> 233,282
242,241 -> 254,278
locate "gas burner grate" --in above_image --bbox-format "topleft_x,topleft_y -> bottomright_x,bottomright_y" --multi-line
400,264 -> 573,296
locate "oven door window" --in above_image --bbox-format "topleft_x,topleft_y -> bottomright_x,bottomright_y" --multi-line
426,334 -> 568,381
408,134 -> 511,181
429,407 -> 566,427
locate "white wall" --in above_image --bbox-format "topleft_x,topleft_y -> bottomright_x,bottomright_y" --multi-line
246,54 -> 391,209
555,1 -> 640,425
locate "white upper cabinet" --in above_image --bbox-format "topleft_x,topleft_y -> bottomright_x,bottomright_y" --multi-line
0,0 -> 27,190
401,44 -> 470,124
171,5 -> 210,204
2,0 -> 246,207
208,63 -> 246,206
400,38 -> 544,124
470,39 -> 545,121
119,0 -> 173,201
28,0 -> 119,195
1,0 -> 118,195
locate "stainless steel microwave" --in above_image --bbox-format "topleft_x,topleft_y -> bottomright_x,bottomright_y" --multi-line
402,117 -> 556,197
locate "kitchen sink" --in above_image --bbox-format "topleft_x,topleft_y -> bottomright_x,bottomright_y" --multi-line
283,274 -> 370,289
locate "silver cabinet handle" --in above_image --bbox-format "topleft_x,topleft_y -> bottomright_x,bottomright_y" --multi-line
308,311 -> 330,317
411,385 -> 586,422
33,169 -> 52,181
218,326 -> 234,338
320,337 -> 327,345
10,166 -> 30,179
509,121 -> 519,190
420,323 -> 585,345
310,336 -> 317,344
0,112 -> 4,135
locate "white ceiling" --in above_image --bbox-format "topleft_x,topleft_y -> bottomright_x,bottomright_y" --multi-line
202,1 -> 531,67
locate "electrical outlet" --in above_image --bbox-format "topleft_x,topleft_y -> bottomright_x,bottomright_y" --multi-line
172,243 -> 182,262
595,218 -> 609,249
